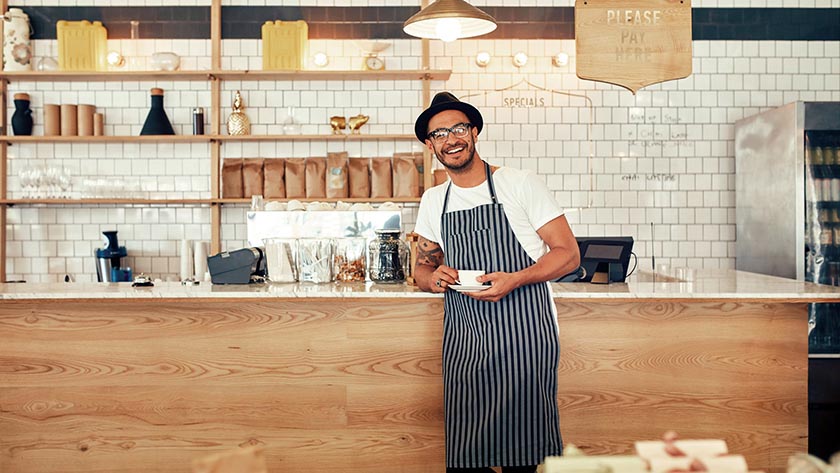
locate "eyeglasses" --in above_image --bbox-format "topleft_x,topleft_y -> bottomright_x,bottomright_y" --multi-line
427,123 -> 472,143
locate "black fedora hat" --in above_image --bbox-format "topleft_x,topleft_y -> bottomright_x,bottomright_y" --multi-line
414,92 -> 483,142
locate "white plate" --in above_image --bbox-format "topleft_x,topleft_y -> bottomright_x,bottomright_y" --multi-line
449,284 -> 491,293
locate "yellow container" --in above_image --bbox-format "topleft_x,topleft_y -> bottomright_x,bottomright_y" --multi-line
57,20 -> 108,71
261,20 -> 308,71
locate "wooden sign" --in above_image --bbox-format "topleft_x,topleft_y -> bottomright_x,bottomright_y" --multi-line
575,0 -> 692,94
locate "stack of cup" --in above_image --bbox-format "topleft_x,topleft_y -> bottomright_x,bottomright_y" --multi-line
180,239 -> 194,281
48,103 -> 103,136
194,241 -> 209,281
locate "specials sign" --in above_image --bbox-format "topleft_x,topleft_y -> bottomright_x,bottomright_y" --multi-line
575,0 -> 692,94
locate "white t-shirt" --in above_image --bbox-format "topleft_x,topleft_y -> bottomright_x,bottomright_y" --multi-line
414,166 -> 564,262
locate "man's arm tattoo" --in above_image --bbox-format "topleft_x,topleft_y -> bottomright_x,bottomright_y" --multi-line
417,238 -> 444,267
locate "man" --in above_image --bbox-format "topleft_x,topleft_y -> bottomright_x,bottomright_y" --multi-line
412,92 -> 580,473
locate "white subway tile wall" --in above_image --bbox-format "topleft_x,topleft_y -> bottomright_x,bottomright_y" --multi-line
4,1 -> 840,282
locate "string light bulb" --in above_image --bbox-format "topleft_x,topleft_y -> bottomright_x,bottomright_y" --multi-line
106,51 -> 125,67
313,52 -> 329,68
475,51 -> 491,67
513,52 -> 528,68
552,52 -> 569,67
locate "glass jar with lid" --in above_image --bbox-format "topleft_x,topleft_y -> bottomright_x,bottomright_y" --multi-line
368,229 -> 409,283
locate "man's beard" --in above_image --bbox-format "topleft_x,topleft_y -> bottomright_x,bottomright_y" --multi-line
435,141 -> 475,172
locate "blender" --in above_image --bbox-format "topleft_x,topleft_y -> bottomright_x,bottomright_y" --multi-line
94,231 -> 130,282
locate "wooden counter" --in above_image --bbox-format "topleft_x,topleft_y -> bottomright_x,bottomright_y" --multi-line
1,269 -> 838,473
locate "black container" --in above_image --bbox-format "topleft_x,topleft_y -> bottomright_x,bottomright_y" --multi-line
140,87 -> 175,135
94,230 -> 129,282
192,107 -> 205,135
368,229 -> 408,283
11,93 -> 33,136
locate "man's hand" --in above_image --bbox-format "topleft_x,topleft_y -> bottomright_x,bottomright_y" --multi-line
467,271 -> 522,302
429,265 -> 458,293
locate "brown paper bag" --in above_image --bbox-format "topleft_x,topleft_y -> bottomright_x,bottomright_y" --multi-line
285,158 -> 306,199
242,158 -> 264,197
222,158 -> 244,198
326,152 -> 349,199
263,159 -> 286,199
349,158 -> 371,198
392,154 -> 420,198
305,157 -> 327,198
415,154 -> 426,194
393,152 -> 423,198
370,157 -> 393,198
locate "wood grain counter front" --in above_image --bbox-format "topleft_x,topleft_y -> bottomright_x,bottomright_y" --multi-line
1,271 -> 836,473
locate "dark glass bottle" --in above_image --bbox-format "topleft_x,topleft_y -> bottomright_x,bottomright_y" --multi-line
11,92 -> 33,136
140,87 -> 175,135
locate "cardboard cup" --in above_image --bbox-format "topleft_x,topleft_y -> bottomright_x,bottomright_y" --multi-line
60,104 -> 77,136
77,104 -> 95,136
44,104 -> 61,136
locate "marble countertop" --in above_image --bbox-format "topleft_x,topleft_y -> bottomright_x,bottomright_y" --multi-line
3,268 -> 840,301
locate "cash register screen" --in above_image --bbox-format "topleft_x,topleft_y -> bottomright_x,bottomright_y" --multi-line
583,244 -> 624,260
576,236 -> 634,282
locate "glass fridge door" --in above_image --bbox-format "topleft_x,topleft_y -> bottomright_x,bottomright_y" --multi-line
805,130 -> 840,354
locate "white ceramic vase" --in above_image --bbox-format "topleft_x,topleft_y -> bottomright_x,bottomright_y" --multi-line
3,8 -> 32,71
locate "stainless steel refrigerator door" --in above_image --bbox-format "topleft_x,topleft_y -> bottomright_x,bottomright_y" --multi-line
735,102 -> 804,279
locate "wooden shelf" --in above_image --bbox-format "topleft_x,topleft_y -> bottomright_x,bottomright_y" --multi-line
3,134 -> 416,144
0,69 -> 452,83
213,134 -> 416,142
4,135 -> 212,144
0,198 -> 215,205
1,197 -> 421,206
219,197 -> 421,204
0,70 -> 213,82
211,69 -> 450,81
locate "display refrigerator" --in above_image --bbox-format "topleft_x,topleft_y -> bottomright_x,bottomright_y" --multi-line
735,101 -> 840,460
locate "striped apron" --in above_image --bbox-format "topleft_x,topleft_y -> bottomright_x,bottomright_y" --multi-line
441,162 -> 563,468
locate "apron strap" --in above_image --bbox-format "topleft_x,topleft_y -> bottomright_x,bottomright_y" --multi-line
441,161 -> 498,218
484,161 -> 498,204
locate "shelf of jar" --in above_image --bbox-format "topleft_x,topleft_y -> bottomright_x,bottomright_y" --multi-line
3,134 -> 416,143
0,69 -> 451,82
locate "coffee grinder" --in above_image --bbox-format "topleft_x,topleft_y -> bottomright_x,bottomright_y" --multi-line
95,231 -> 131,282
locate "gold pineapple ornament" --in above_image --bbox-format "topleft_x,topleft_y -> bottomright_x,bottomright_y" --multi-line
226,90 -> 251,135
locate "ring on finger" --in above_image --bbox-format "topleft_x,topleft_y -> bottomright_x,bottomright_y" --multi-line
435,279 -> 442,287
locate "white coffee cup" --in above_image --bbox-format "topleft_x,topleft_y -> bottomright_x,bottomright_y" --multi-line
458,270 -> 485,286
287,199 -> 305,211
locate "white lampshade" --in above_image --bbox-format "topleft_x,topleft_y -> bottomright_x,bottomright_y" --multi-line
403,0 -> 497,42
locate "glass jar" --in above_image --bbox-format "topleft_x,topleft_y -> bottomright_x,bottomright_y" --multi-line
334,237 -> 367,282
368,229 -> 409,284
264,237 -> 298,282
297,238 -> 335,283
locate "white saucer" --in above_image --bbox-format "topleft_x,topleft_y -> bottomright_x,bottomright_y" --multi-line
450,284 -> 490,293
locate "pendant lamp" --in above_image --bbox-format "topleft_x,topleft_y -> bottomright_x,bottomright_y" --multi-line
403,0 -> 497,42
